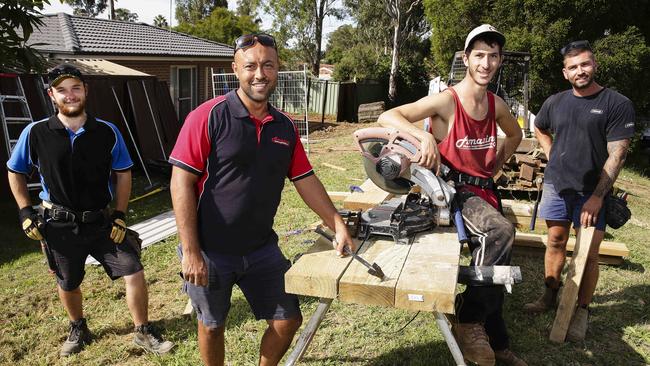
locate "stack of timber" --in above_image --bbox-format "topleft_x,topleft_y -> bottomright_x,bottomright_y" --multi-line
496,137 -> 546,192
357,101 -> 385,123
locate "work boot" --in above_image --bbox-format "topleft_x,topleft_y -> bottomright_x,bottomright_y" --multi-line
494,348 -> 528,366
60,318 -> 92,357
523,283 -> 561,313
566,307 -> 589,342
452,322 -> 495,366
133,323 -> 175,355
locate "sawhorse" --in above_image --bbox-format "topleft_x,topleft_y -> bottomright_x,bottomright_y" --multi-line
284,298 -> 466,366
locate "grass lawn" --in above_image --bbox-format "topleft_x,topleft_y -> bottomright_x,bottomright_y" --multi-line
0,122 -> 648,365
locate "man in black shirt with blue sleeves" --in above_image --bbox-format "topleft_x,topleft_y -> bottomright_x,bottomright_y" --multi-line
524,41 -> 635,341
6,64 -> 174,357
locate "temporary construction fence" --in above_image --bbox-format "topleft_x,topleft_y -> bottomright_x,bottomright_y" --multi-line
212,68 -> 350,151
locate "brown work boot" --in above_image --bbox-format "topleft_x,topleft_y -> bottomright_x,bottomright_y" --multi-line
523,283 -> 561,313
494,348 -> 528,366
566,307 -> 589,342
452,322 -> 495,366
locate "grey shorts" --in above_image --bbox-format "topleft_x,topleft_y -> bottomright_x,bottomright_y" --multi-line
179,242 -> 301,329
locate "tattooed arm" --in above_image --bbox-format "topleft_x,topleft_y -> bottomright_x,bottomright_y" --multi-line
580,138 -> 630,227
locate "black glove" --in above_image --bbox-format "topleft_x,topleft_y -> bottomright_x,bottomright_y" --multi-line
110,210 -> 127,244
19,206 -> 44,241
605,195 -> 631,229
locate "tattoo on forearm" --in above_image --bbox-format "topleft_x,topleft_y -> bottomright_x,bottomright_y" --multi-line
593,139 -> 629,197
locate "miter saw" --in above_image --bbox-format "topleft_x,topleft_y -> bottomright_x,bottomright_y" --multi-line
351,127 -> 459,244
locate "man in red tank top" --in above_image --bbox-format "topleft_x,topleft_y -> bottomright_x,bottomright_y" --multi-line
378,25 -> 524,366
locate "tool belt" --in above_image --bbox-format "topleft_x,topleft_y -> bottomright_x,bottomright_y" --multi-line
446,170 -> 495,190
39,201 -> 107,224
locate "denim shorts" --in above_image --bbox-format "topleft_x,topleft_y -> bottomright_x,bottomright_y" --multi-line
179,242 -> 300,329
538,183 -> 606,231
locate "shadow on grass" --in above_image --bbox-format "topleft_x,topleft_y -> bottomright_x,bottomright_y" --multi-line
301,341 -> 455,365
507,252 -> 649,365
0,198 -> 41,266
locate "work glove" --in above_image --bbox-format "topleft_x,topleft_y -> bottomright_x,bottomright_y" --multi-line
110,210 -> 127,244
19,206 -> 44,241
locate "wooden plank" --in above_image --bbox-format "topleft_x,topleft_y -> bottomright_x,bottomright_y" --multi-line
395,228 -> 461,314
327,191 -> 351,201
284,235 -> 355,299
550,226 -> 595,343
322,162 -> 347,171
519,163 -> 536,181
514,232 -> 629,258
512,243 -> 624,266
338,239 -> 411,307
501,199 -> 534,217
506,214 -> 546,232
343,178 -> 395,211
514,153 -> 540,166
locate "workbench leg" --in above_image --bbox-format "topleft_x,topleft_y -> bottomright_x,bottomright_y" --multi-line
434,312 -> 466,366
284,298 -> 333,366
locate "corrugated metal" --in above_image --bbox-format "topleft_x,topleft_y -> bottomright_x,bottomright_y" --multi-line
308,79 -> 339,116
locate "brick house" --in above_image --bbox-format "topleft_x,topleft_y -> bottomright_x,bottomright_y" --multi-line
28,13 -> 234,122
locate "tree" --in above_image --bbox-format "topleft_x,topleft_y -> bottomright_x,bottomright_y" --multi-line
236,0 -> 262,23
1,0 -> 50,72
175,0 -> 228,24
175,7 -> 259,46
153,14 -> 168,28
334,0 -> 429,104
267,0 -> 344,75
62,0 -> 108,17
384,0 -> 427,103
424,0 -> 650,115
114,8 -> 137,22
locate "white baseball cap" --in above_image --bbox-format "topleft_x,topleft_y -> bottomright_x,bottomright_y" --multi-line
464,24 -> 505,51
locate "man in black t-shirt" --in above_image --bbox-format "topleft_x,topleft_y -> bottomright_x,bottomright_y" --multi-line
524,41 -> 635,341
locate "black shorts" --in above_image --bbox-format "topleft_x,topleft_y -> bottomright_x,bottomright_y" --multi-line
44,221 -> 143,291
179,241 -> 301,329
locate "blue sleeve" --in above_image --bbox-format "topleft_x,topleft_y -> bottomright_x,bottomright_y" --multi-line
109,123 -> 134,171
6,122 -> 36,174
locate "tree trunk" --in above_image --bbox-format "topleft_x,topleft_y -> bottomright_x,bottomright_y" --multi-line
313,0 -> 326,76
388,21 -> 400,105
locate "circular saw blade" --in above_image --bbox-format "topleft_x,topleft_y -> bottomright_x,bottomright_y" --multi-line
362,149 -> 412,195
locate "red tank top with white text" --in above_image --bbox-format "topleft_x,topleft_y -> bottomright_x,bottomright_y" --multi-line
434,88 -> 497,179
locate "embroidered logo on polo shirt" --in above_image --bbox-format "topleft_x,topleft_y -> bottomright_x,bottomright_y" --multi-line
272,137 -> 290,146
590,109 -> 603,114
625,122 -> 634,128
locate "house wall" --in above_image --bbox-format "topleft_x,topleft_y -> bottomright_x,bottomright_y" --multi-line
112,60 -> 232,103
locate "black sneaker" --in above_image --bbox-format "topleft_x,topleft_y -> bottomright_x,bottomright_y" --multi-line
133,323 -> 175,355
60,318 -> 92,357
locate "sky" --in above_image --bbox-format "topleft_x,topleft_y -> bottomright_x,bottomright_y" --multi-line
42,0 -> 351,48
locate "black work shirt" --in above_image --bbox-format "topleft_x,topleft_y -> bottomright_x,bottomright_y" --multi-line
6,115 -> 133,211
535,88 -> 635,193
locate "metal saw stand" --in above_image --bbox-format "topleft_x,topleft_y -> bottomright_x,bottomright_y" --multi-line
284,298 -> 467,366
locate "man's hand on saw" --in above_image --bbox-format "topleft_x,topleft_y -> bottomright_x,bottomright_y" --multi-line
181,251 -> 208,287
580,195 -> 603,227
415,131 -> 440,174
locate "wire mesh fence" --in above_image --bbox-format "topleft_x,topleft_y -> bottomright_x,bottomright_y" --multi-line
211,68 -> 311,145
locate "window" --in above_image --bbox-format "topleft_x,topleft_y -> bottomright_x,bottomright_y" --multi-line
170,66 -> 197,123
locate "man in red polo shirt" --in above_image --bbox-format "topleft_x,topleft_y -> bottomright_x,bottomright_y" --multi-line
169,33 -> 354,366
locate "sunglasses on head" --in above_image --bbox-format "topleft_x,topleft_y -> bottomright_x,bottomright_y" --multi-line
234,33 -> 277,52
560,40 -> 592,56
